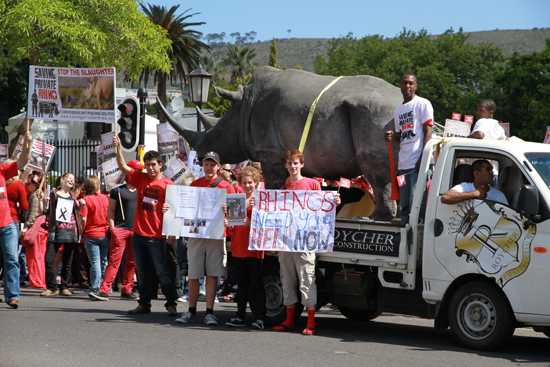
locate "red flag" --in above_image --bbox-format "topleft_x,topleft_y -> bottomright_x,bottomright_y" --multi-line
338,177 -> 351,188
387,141 -> 400,200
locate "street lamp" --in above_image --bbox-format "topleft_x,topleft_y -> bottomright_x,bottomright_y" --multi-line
188,65 -> 212,133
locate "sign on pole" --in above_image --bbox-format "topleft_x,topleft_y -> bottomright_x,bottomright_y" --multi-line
157,123 -> 179,156
249,189 -> 337,252
27,65 -> 116,123
443,119 -> 472,138
12,137 -> 55,173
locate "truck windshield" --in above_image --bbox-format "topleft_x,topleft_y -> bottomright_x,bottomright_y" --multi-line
526,153 -> 550,187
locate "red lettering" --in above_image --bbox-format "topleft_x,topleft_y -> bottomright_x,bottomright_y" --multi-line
292,191 -> 306,210
258,191 -> 268,211
37,89 -> 57,100
280,191 -> 290,211
320,192 -> 336,212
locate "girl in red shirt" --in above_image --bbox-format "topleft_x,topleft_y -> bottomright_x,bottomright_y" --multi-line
225,166 -> 266,329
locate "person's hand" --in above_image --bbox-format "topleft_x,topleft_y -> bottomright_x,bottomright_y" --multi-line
35,191 -> 44,200
475,185 -> 489,199
113,134 -> 121,150
162,203 -> 170,213
78,198 -> 86,206
384,130 -> 393,142
247,196 -> 255,208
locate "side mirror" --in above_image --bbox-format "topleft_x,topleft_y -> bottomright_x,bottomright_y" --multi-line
517,185 -> 539,217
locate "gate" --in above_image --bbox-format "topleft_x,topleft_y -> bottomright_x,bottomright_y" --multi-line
46,139 -> 100,185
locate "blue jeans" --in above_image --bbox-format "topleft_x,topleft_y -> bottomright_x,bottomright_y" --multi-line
0,222 -> 20,301
133,235 -> 178,307
398,169 -> 418,226
85,237 -> 109,292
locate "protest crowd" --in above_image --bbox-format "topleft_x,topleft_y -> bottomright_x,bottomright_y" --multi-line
0,72 -> 508,336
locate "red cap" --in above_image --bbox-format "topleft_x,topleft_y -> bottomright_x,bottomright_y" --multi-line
128,160 -> 144,170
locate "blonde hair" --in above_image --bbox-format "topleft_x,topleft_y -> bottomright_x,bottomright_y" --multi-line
83,176 -> 101,194
239,166 -> 261,184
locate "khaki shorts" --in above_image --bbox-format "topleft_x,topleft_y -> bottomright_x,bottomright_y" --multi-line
278,251 -> 317,307
187,237 -> 225,279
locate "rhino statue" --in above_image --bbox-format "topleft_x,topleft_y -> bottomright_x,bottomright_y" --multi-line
160,66 -> 403,220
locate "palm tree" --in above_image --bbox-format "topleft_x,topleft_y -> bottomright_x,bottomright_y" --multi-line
140,3 -> 209,105
224,44 -> 256,83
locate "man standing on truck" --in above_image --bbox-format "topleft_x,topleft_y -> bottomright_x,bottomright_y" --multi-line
469,99 -> 506,140
441,159 -> 508,205
385,74 -> 433,225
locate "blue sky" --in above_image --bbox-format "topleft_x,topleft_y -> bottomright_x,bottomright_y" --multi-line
155,0 -> 550,41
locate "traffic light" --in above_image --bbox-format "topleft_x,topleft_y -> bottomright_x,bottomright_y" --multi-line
116,97 -> 140,152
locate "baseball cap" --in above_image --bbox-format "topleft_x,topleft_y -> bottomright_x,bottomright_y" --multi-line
128,160 -> 144,170
202,151 -> 221,165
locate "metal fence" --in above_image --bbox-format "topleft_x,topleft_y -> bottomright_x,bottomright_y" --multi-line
45,139 -> 100,184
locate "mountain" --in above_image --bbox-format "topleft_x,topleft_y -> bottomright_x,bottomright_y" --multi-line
211,28 -> 550,72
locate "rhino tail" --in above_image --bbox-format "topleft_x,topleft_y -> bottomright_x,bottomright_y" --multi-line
156,96 -> 202,149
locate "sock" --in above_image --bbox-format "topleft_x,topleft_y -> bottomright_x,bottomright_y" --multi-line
273,305 -> 295,331
206,308 -> 214,315
303,309 -> 316,335
189,307 -> 197,315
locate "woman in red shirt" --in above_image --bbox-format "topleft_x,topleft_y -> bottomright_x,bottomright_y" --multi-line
225,166 -> 265,329
79,176 -> 109,299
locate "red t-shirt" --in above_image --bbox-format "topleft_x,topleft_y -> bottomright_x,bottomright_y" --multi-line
7,179 -> 29,222
0,162 -> 19,227
80,193 -> 109,239
191,176 -> 236,193
284,176 -> 322,191
231,205 -> 263,259
126,170 -> 172,238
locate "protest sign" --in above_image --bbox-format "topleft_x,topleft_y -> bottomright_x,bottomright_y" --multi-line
162,185 -> 226,239
13,137 -> 55,173
187,150 -> 204,178
227,193 -> 247,225
164,156 -> 194,185
544,127 -> 550,144
499,122 -> 510,138
443,119 -> 471,138
27,65 -> 116,124
157,123 -> 179,156
249,189 -> 337,253
97,131 -> 115,170
0,144 -> 8,162
55,197 -> 74,223
177,137 -> 190,162
100,158 -> 124,191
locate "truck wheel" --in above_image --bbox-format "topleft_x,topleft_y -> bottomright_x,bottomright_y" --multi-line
448,281 -> 515,350
339,307 -> 381,322
263,275 -> 285,324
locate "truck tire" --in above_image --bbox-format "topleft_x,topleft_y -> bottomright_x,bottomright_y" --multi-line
339,307 -> 381,322
263,275 -> 285,324
448,281 -> 515,350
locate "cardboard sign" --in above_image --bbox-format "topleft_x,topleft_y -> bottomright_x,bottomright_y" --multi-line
443,119 -> 471,138
100,158 -> 124,191
13,137 -> 55,173
164,156 -> 194,185
55,197 -> 74,223
27,65 -> 116,124
157,123 -> 179,155
227,193 -> 247,225
249,189 -> 337,253
163,185 -> 226,239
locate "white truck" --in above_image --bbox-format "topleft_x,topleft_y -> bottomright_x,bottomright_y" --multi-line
305,136 -> 550,349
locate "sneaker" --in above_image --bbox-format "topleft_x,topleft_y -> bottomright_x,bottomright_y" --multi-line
214,296 -> 220,304
127,304 -> 151,315
60,288 -> 73,296
204,313 -> 219,326
175,311 -> 195,324
40,289 -> 59,297
165,304 -> 178,316
251,319 -> 265,330
225,316 -> 245,327
120,292 -> 137,300
7,298 -> 19,309
89,291 -> 109,301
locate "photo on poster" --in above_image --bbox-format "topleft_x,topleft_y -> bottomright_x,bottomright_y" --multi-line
227,193 -> 246,225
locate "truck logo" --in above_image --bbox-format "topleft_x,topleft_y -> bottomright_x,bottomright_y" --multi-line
449,200 -> 536,286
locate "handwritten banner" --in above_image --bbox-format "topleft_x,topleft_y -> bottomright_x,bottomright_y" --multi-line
249,190 -> 337,252
27,65 -> 116,124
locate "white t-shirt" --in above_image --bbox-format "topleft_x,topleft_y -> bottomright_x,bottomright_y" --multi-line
471,118 -> 506,140
394,95 -> 434,170
450,182 -> 509,205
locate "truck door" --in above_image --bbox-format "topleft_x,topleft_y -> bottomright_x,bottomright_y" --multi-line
426,149 -> 550,317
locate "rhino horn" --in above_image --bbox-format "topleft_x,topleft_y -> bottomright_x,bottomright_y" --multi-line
156,96 -> 202,149
195,106 -> 219,130
215,85 -> 243,103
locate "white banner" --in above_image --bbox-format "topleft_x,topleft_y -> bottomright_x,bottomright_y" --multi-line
249,190 -> 337,252
27,65 -> 116,123
443,119 -> 471,138
100,158 -> 124,191
187,150 -> 203,178
157,123 -> 179,155
163,185 -> 226,239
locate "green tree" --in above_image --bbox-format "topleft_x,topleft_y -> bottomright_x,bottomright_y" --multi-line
269,39 -> 278,68
224,44 -> 256,83
140,2 -> 209,105
0,0 -> 171,80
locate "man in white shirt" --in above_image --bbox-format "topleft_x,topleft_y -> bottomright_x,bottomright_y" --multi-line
469,99 -> 506,140
441,159 -> 508,205
385,74 -> 433,225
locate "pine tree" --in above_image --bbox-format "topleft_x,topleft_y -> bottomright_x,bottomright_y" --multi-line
269,39 -> 278,68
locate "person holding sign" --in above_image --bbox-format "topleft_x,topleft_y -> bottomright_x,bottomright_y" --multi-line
469,99 -> 506,140
225,166 -> 266,329
113,135 -> 178,316
0,128 -> 32,308
42,172 -> 83,297
176,151 -> 235,327
273,150 -> 340,335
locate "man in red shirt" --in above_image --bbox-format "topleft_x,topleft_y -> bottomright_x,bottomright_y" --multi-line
6,174 -> 30,285
0,129 -> 32,309
176,151 -> 235,326
113,135 -> 178,316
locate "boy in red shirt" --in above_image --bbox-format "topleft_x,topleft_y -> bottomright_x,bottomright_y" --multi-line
176,151 -> 235,326
273,150 -> 339,335
113,135 -> 178,316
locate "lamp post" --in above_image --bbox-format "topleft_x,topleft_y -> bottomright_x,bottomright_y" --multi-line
188,65 -> 212,133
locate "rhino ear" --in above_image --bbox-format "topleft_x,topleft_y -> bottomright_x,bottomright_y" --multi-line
215,85 -> 243,103
195,106 -> 220,130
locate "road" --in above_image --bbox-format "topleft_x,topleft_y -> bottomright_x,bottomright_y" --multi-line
0,287 -> 549,367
